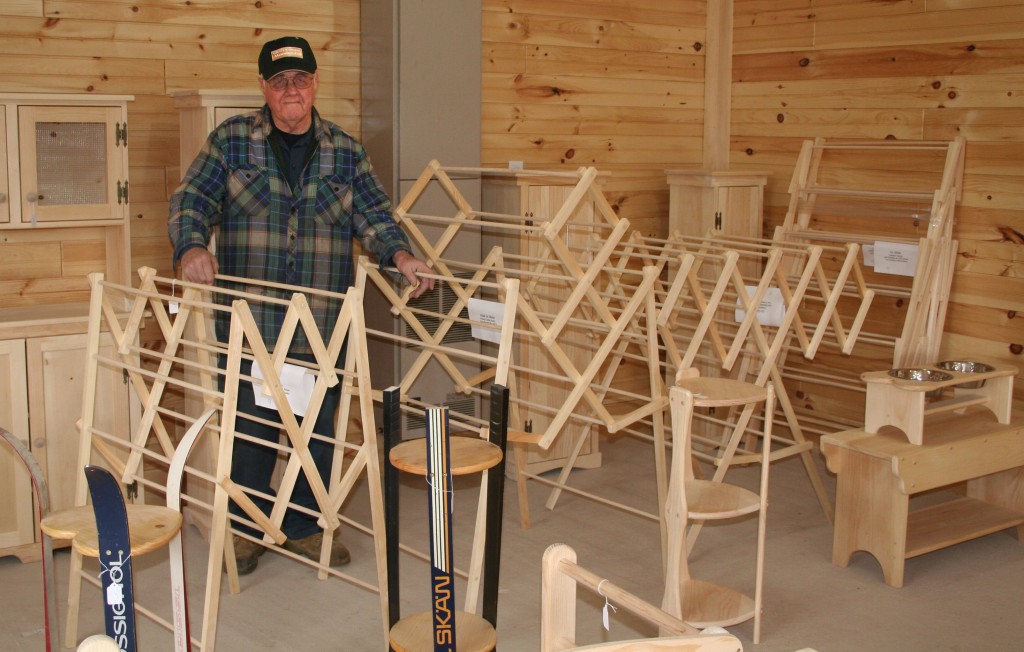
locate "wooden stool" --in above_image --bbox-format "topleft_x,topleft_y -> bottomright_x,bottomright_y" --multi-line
383,386 -> 510,651
40,409 -> 217,651
662,372 -> 775,644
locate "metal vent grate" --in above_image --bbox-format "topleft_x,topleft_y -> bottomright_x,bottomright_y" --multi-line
402,272 -> 474,344
405,392 -> 479,432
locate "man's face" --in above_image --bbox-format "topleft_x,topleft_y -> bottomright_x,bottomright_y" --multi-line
259,70 -> 318,132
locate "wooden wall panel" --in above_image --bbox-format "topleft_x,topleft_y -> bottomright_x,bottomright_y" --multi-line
733,0 -> 1024,409
482,0 -> 708,238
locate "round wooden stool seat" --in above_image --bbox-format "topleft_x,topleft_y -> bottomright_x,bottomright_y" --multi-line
389,436 -> 503,476
685,478 -> 761,520
40,504 -> 183,557
389,610 -> 496,652
676,376 -> 767,408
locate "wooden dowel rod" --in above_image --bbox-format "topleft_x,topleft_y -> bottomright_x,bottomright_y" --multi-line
555,559 -> 700,635
401,211 -> 545,232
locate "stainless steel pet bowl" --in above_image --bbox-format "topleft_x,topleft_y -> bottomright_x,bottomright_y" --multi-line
936,360 -> 995,389
888,367 -> 953,398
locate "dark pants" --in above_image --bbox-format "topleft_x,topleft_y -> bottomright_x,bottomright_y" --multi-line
222,353 -> 343,539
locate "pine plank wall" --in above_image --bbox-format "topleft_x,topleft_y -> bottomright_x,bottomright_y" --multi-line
0,0 -> 1021,411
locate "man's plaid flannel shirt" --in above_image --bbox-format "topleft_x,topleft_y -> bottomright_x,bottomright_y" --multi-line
168,105 -> 411,355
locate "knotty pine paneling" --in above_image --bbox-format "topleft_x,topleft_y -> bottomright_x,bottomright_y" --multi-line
482,0 -> 708,239
733,0 -> 1024,412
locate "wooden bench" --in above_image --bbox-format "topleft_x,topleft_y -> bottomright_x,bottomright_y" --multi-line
821,407 -> 1024,588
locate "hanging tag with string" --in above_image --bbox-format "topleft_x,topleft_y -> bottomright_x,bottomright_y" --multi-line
169,278 -> 179,315
597,578 -> 617,631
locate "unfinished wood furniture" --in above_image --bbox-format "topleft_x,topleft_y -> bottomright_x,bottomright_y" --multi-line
772,137 -> 966,441
384,386 -> 510,652
171,90 -> 264,175
396,161 -> 666,531
40,409 -> 216,651
170,89 -> 265,531
0,93 -> 135,561
666,170 -> 770,245
821,407 -> 1024,588
541,543 -> 743,652
662,377 -> 774,644
862,362 -> 1016,445
481,171 -> 605,476
640,230 -> 872,524
73,267 -> 391,649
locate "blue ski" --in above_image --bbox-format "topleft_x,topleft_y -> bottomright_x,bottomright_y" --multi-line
85,465 -> 137,652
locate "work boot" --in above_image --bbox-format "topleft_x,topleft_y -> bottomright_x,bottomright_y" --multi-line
282,531 -> 351,566
232,536 -> 266,576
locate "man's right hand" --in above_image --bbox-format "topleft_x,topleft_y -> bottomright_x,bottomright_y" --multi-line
180,247 -> 219,285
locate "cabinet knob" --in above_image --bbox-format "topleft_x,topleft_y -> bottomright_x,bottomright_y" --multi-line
33,438 -> 46,448
0,192 -> 7,203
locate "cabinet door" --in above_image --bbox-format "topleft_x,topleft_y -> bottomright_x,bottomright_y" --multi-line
518,185 -> 601,472
0,105 -> 9,225
27,333 -> 131,513
0,339 -> 31,549
18,105 -> 124,224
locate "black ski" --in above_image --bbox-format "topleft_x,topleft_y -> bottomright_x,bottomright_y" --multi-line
85,465 -> 138,652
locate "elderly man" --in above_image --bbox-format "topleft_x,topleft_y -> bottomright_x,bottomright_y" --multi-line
169,35 -> 432,574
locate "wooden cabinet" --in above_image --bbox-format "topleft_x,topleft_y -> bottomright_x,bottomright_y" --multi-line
0,330 -> 132,561
0,93 -> 134,561
0,339 -> 31,551
481,174 -> 602,475
171,89 -> 264,175
666,170 -> 769,241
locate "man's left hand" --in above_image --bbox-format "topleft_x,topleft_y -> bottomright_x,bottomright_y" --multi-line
393,250 -> 435,299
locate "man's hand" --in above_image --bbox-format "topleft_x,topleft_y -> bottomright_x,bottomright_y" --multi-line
179,247 -> 219,285
393,250 -> 435,299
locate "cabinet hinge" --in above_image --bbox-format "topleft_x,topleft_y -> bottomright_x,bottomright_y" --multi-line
115,122 -> 128,147
117,179 -> 129,204
714,211 -> 723,230
126,480 -> 138,502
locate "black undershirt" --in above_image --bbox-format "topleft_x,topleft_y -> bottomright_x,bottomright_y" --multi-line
269,120 -> 317,193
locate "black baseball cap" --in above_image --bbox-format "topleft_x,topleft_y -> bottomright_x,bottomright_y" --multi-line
258,36 -> 317,80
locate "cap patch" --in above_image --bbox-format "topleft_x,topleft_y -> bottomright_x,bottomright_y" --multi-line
271,46 -> 304,61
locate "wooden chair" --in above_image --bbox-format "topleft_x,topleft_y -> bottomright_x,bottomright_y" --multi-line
661,374 -> 775,644
40,408 -> 218,650
541,543 -> 743,652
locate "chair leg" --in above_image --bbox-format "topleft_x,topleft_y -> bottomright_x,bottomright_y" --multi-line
64,548 -> 84,649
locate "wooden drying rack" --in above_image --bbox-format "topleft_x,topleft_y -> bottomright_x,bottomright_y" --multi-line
77,267 -> 390,649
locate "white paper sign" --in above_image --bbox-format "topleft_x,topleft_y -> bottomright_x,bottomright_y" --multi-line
467,298 -> 505,343
861,244 -> 875,268
873,241 -> 918,277
251,360 -> 315,417
735,286 -> 785,327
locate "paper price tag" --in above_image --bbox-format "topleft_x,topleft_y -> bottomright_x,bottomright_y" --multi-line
873,241 -> 918,277
735,286 -> 785,327
251,360 -> 315,417
468,298 -> 505,343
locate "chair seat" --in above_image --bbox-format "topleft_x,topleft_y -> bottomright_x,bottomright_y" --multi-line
685,479 -> 761,520
676,376 -> 767,408
389,610 -> 496,652
389,435 -> 503,476
41,504 -> 183,557
678,579 -> 755,629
